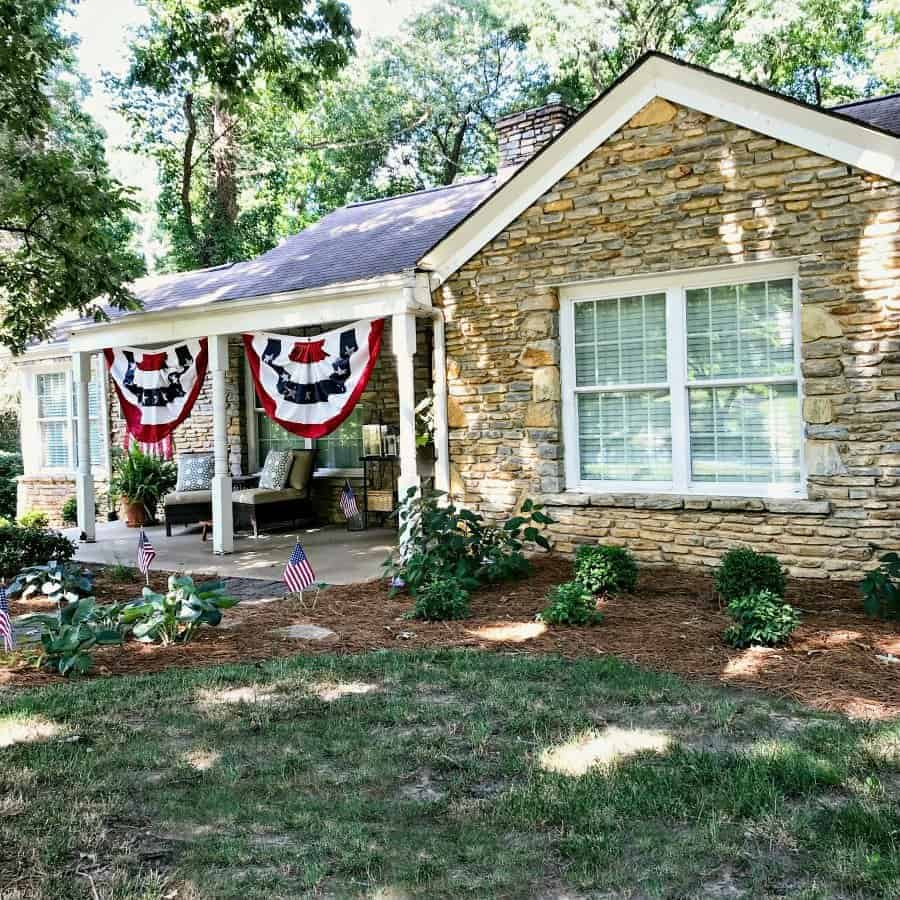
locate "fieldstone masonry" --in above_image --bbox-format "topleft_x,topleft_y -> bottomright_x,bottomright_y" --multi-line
436,98 -> 900,579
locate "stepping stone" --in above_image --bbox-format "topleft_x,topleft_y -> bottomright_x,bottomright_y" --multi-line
277,624 -> 335,641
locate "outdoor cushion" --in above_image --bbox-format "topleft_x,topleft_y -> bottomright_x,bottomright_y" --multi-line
164,489 -> 212,506
176,452 -> 214,491
258,449 -> 293,490
288,449 -> 315,491
232,487 -> 306,506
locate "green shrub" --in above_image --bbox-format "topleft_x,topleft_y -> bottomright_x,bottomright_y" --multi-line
105,562 -> 137,582
385,490 -> 554,596
723,590 -> 799,648
18,510 -> 49,529
539,581 -> 602,626
410,574 -> 470,621
0,450 -> 22,520
574,544 -> 638,595
8,561 -> 94,604
110,446 -> 177,521
61,496 -> 78,524
118,575 -> 239,645
860,552 -> 900,621
715,548 -> 786,601
0,524 -> 76,578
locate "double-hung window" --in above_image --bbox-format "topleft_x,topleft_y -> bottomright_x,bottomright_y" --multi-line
562,263 -> 803,497
35,370 -> 104,470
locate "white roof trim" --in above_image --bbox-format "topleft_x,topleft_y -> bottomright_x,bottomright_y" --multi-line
420,54 -> 900,286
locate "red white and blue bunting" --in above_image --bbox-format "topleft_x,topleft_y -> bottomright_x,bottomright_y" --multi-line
104,339 -> 209,444
243,318 -> 384,439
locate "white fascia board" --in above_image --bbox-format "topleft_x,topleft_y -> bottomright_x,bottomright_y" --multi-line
66,273 -> 416,353
421,55 -> 900,287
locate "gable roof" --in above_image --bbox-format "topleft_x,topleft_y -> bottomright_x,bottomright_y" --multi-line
833,92 -> 900,136
99,175 -> 497,322
419,52 -> 900,285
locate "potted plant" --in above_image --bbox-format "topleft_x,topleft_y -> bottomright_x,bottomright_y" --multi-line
110,446 -> 177,527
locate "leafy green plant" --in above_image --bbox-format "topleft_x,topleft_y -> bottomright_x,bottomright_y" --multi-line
18,509 -> 49,529
0,451 -> 23,520
105,562 -> 138,583
715,548 -> 786,601
110,445 -> 177,520
409,573 -> 470,621
574,544 -> 638,595
17,597 -> 121,675
723,590 -> 799,648
119,575 -> 239,645
860,552 -> 900,621
385,490 -> 554,597
61,496 -> 78,524
8,561 -> 94,605
539,581 -> 602,626
0,524 -> 75,579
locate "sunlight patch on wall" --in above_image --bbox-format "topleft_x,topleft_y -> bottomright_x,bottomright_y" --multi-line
540,726 -> 670,776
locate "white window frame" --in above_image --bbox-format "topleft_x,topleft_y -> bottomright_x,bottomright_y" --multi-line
561,260 -> 805,499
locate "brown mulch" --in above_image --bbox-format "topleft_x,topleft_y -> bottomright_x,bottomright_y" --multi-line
2,557 -> 899,720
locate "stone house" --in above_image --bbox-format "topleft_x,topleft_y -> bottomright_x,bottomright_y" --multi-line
13,54 -> 900,579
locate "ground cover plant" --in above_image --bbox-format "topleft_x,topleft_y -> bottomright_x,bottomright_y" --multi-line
724,589 -> 801,648
539,580 -> 602,626
1,650 -> 898,898
573,544 -> 638,595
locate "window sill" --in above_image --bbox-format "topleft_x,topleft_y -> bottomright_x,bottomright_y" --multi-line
313,468 -> 364,479
540,491 -> 830,516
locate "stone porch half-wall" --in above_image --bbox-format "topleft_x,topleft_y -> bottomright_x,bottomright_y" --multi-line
435,97 -> 900,580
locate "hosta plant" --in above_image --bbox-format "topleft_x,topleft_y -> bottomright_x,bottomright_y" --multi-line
119,575 -> 239,645
18,597 -> 121,675
8,561 -> 94,605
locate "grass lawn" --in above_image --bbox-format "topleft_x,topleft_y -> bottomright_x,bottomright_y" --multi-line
2,650 -> 899,899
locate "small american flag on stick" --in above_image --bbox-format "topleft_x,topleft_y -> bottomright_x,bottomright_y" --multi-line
137,529 -> 156,582
284,540 -> 316,595
0,582 -> 14,652
339,479 -> 359,521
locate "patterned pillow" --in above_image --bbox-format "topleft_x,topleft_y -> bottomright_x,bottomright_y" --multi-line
176,452 -> 214,491
258,449 -> 293,490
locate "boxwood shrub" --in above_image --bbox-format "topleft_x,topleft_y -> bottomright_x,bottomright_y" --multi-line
573,544 -> 638,595
715,547 -> 786,601
0,524 -> 76,578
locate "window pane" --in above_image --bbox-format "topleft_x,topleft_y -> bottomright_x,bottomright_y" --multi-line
574,293 -> 666,387
73,420 -> 103,467
41,422 -> 70,468
257,412 -> 305,458
315,408 -> 363,469
37,372 -> 68,418
689,383 -> 800,484
578,390 -> 672,482
686,278 -> 794,380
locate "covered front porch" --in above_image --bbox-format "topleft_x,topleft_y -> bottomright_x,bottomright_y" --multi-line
61,270 -> 450,555
66,520 -> 395,584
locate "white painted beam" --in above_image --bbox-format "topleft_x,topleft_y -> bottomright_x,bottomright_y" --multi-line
72,351 -> 96,542
209,335 -> 233,555
392,308 -> 420,498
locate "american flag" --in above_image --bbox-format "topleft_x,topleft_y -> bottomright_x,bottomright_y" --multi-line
339,480 -> 359,520
137,529 -> 156,575
0,583 -> 13,652
284,540 -> 316,594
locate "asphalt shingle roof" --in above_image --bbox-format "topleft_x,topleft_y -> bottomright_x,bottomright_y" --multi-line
832,93 -> 900,136
108,175 -> 497,321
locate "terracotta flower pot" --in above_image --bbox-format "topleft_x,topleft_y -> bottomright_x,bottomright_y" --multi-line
122,500 -> 148,528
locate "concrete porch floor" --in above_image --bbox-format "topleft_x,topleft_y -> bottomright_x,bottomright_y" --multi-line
66,520 -> 396,584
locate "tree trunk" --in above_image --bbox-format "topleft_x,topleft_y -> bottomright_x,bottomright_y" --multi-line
181,91 -> 198,246
439,119 -> 468,185
209,94 -> 239,262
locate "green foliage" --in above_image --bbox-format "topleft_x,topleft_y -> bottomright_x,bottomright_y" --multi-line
110,446 -> 177,520
8,560 -> 94,605
0,524 -> 75,578
119,575 -> 239,645
105,562 -> 138,583
61,496 -> 77,525
574,544 -> 638,595
410,574 -> 471,621
385,490 -> 554,598
860,552 -> 900,621
723,590 -> 800,648
539,580 -> 602,626
715,548 -> 786,601
17,510 -> 49,530
18,597 -> 122,675
0,451 -> 23,520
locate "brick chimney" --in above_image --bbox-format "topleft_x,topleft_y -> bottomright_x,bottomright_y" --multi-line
496,94 -> 577,171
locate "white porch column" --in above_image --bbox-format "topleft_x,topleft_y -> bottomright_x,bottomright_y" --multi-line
72,351 -> 96,542
431,312 -> 450,495
392,310 -> 420,497
209,335 -> 233,554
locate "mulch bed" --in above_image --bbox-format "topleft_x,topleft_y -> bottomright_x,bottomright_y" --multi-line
2,558 -> 899,720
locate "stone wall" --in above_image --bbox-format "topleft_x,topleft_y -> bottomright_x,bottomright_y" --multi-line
436,97 -> 900,579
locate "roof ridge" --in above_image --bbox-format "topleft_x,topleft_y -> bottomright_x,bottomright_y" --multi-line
346,175 -> 493,208
832,91 -> 900,109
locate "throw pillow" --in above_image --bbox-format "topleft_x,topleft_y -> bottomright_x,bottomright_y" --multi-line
288,450 -> 315,491
258,449 -> 293,490
176,452 -> 214,491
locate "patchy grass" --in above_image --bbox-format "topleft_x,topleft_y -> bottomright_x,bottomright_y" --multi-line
1,650 -> 898,899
